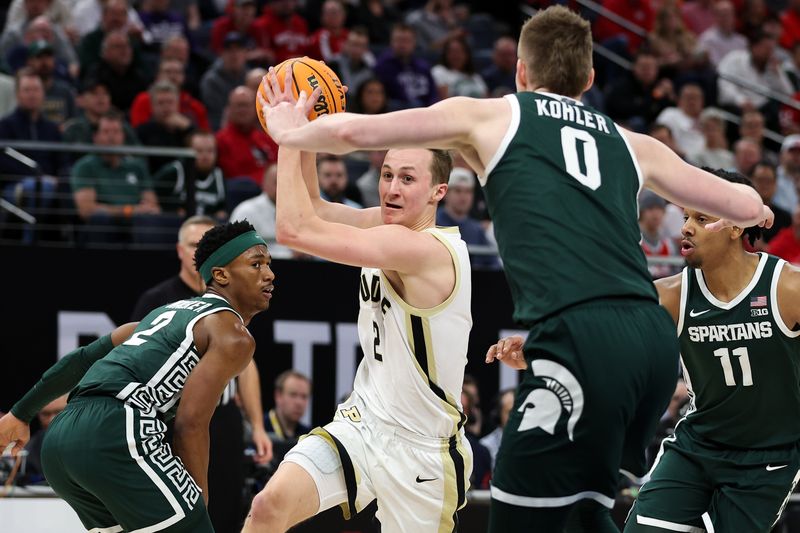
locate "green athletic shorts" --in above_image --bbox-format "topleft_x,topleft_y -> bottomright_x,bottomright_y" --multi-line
490,298 -> 679,531
41,396 -> 213,532
625,423 -> 800,533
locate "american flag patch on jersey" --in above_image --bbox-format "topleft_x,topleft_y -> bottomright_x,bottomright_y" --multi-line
751,295 -> 768,307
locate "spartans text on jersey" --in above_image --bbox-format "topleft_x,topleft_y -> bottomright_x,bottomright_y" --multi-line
687,322 -> 773,343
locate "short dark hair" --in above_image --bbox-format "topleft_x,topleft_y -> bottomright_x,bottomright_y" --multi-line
702,167 -> 762,245
194,220 -> 256,282
97,109 -> 125,126
14,66 -> 41,90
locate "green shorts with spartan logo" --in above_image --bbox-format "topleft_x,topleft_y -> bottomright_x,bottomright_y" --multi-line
490,298 -> 679,528
41,396 -> 213,533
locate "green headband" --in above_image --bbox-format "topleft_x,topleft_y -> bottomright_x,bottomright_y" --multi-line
199,231 -> 268,283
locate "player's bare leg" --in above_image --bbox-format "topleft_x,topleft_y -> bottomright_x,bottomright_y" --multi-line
242,462 -> 320,533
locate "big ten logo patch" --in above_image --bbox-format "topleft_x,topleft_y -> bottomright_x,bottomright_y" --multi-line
359,273 -> 391,315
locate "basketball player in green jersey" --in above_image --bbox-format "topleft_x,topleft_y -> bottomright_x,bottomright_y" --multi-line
258,7 -> 773,531
620,169 -> 800,532
0,221 -> 274,533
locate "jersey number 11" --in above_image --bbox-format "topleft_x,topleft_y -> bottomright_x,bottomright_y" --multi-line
713,346 -> 753,386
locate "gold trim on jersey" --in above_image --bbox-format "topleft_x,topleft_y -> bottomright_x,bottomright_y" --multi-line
379,228 -> 462,318
405,312 -> 466,435
307,427 -> 360,520
437,435 -> 470,533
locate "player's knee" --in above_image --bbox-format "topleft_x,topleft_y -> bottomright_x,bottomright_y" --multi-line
248,484 -> 288,525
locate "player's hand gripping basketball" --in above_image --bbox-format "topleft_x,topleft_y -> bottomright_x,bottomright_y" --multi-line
0,411 -> 30,456
257,65 -> 322,143
486,335 -> 527,370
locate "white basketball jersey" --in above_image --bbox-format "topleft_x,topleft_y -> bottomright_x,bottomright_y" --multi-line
353,227 -> 473,438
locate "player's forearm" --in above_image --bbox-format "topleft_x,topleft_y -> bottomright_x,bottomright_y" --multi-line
11,334 -> 114,423
173,423 -> 210,504
275,147 -> 323,245
238,362 -> 265,432
279,113 -> 360,154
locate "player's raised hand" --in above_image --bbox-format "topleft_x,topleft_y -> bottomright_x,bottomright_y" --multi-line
0,412 -> 30,457
251,426 -> 273,465
706,204 -> 774,232
258,66 -> 322,143
486,335 -> 527,370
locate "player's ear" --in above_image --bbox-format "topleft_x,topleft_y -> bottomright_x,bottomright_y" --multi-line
730,226 -> 744,240
433,183 -> 448,203
515,59 -> 527,91
583,68 -> 595,95
211,267 -> 230,287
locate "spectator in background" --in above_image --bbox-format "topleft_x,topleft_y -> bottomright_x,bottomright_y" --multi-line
1,15 -> 78,79
695,0 -> 747,68
78,0 -> 141,78
733,137 -> 763,175
462,373 -> 482,437
479,388 -> 515,469
317,154 -> 362,208
152,131 -> 227,218
4,0 -> 73,35
781,0 -> 800,51
307,0 -> 348,63
355,0 -> 400,47
775,134 -> 800,213
605,49 -> 675,132
349,77 -> 388,114
750,161 -> 792,244
63,77 -> 138,147
717,30 -> 793,130
354,149 -> 386,208
136,0 -> 189,50
436,167 -> 499,270
130,58 -> 209,131
23,394 -> 68,482
160,34 -> 205,99
739,109 -> 778,165
210,0 -> 272,66
0,72 -> 17,117
638,190 -> 679,279
405,0 -> 465,54
680,0 -> 715,36
373,23 -> 437,109
481,36 -> 517,96
70,110 -> 160,243
739,0 -> 771,38
655,83 -> 705,156
26,39 -> 76,124
767,206 -> 800,262
460,387 -> 492,490
258,0 -> 309,64
135,80 -> 195,175
201,31 -> 248,131
215,85 -> 277,186
648,4 -> 698,77
649,123 -> 685,159
431,35 -> 488,99
72,0 -> 144,39
245,67 -> 268,92
329,27 -> 375,99
593,0 -> 655,56
687,107 -> 736,169
264,370 -> 311,441
87,29 -> 150,112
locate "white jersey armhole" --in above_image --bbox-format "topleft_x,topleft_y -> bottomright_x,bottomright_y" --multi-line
676,267 -> 689,336
770,258 -> 800,338
478,94 -> 520,187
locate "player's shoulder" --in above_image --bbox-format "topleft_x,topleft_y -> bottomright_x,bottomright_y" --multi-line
777,260 -> 800,295
654,272 -> 683,305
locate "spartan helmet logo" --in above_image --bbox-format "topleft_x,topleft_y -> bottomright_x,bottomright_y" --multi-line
517,360 -> 584,441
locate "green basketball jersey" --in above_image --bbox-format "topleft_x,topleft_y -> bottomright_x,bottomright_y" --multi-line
482,92 -> 656,326
679,253 -> 800,449
73,294 -> 241,420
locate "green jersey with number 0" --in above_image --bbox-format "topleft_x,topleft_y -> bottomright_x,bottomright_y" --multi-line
678,254 -> 800,449
72,294 -> 241,420
482,92 -> 656,326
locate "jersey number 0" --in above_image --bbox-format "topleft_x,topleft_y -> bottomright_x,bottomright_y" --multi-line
561,126 -> 601,190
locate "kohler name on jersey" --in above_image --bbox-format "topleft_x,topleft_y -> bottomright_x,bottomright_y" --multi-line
535,99 -> 611,133
687,322 -> 773,343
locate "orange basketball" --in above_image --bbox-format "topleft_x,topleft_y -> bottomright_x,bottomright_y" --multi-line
256,56 -> 346,134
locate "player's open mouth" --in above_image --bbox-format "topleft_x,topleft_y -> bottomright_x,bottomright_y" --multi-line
262,286 -> 274,300
680,240 -> 694,257
385,202 -> 401,210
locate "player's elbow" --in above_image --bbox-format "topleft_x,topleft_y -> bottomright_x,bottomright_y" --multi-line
275,219 -> 300,246
336,120 -> 364,152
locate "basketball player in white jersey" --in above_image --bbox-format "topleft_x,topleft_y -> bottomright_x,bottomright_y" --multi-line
242,73 -> 474,532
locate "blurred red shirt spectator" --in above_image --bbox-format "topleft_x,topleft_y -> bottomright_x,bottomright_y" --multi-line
767,208 -> 800,263
259,0 -> 309,64
593,0 -> 655,54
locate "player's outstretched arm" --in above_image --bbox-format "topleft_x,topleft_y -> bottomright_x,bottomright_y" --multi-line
627,131 -> 771,229
276,147 -> 449,273
238,360 -> 272,465
174,312 -> 255,505
298,151 -> 382,229
0,322 -> 138,454
654,273 -> 682,325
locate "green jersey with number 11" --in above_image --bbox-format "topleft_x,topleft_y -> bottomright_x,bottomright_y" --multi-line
678,254 -> 800,449
481,91 -> 656,327
72,294 -> 241,420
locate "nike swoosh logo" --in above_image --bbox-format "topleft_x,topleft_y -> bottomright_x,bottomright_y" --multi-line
767,464 -> 789,471
689,309 -> 711,317
415,475 -> 437,483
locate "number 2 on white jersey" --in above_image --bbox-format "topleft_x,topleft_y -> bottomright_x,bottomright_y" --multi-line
560,126 -> 601,190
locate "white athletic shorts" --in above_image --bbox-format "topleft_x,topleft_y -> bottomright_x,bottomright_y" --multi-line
283,392 -> 473,533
